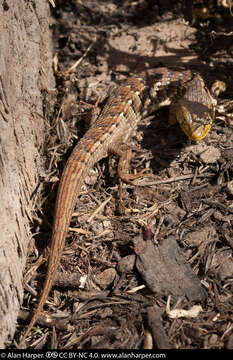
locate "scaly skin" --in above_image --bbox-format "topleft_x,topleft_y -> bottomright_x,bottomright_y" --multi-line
20,68 -> 215,345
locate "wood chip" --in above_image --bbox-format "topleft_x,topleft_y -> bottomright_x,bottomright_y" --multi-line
135,236 -> 207,302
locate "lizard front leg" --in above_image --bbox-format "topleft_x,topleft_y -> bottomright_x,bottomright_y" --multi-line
109,144 -> 151,184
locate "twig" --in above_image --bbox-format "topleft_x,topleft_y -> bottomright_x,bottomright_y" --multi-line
87,195 -> 112,223
64,42 -> 95,75
134,173 -> 213,186
47,0 -> 56,7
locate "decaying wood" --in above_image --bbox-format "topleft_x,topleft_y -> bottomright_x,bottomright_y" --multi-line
135,236 -> 207,302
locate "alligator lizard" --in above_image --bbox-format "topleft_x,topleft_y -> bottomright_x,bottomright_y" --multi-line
20,67 -> 216,344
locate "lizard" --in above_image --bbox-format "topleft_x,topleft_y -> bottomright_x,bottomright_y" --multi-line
20,67 -> 218,345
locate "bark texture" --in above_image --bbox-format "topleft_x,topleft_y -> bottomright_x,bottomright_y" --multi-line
0,0 -> 54,347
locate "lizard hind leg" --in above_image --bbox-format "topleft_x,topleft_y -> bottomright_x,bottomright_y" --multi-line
108,143 -> 151,184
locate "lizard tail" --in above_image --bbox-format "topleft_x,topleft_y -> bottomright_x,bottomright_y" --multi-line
20,143 -> 100,346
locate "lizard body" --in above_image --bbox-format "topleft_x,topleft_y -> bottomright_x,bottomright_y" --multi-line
20,67 -> 216,344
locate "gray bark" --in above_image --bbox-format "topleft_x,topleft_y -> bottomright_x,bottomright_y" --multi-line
0,0 -> 55,347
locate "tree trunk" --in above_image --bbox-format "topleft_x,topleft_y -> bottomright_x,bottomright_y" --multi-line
0,0 -> 55,347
